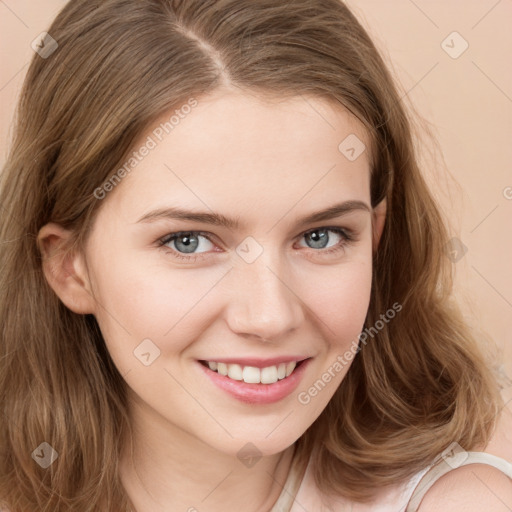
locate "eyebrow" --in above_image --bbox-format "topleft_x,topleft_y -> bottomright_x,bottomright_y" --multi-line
135,200 -> 371,230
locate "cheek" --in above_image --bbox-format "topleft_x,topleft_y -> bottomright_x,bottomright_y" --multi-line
294,258 -> 373,414
88,253 -> 227,364
305,256 -> 373,346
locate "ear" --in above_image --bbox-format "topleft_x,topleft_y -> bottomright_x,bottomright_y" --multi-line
371,197 -> 387,251
37,223 -> 96,314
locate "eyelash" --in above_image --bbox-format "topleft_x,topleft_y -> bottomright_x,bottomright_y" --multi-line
157,226 -> 355,263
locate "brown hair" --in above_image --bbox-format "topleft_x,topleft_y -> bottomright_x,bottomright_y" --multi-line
0,0 -> 502,510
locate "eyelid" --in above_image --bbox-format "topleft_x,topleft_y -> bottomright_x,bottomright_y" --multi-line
159,224 -> 355,243
159,230 -> 218,246
300,224 -> 354,237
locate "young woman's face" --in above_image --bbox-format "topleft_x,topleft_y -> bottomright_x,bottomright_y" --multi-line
80,89 -> 382,457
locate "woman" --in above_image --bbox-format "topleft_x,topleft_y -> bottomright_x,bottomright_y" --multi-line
1,1 -> 511,510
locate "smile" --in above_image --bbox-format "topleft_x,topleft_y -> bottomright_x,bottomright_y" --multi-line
197,358 -> 312,404
199,360 -> 302,384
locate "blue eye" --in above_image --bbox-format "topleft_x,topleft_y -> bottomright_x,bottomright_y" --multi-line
160,232 -> 213,254
158,231 -> 216,262
299,227 -> 351,251
158,227 -> 354,262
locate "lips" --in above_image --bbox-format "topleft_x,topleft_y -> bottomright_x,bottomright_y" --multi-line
197,357 -> 312,404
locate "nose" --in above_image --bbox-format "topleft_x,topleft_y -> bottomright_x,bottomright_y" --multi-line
224,247 -> 304,342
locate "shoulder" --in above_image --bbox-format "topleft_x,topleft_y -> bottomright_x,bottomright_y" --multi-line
417,406 -> 512,512
417,463 -> 512,512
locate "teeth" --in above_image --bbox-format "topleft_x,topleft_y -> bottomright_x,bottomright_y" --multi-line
243,366 -> 261,384
286,361 -> 296,376
227,363 -> 243,381
204,360 -> 298,384
261,366 -> 278,384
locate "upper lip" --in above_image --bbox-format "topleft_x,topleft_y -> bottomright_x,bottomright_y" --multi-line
199,356 -> 311,368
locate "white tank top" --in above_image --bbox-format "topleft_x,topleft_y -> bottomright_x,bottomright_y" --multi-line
271,448 -> 512,512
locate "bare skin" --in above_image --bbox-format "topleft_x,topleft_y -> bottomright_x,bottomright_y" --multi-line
38,88 -> 386,511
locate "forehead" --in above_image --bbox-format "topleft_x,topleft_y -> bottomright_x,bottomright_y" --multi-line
98,90 -> 372,224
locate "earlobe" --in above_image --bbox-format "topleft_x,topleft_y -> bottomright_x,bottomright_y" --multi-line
371,198 -> 387,251
37,223 -> 96,315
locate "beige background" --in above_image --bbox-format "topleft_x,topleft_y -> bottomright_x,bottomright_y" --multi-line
1,1 -> 511,388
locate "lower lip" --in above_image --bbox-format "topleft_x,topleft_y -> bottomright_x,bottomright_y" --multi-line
197,358 -> 312,404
